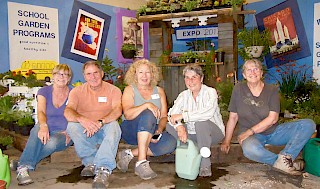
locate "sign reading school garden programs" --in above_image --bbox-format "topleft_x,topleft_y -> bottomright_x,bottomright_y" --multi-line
8,2 -> 59,70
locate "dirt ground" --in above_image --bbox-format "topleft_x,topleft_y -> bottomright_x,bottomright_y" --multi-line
5,146 -> 320,189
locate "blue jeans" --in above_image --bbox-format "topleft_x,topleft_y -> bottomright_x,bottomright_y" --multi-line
66,121 -> 121,172
120,110 -> 176,156
241,119 -> 316,165
19,124 -> 73,170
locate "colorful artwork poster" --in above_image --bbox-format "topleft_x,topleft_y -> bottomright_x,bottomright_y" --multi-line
256,0 -> 310,68
70,9 -> 104,60
62,0 -> 110,63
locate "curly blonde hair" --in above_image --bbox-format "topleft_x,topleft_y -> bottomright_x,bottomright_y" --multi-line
124,59 -> 160,87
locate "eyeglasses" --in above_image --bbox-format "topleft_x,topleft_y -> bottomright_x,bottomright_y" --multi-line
54,73 -> 69,77
245,68 -> 261,73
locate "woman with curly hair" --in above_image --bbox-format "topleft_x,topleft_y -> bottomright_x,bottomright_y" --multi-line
117,59 -> 176,180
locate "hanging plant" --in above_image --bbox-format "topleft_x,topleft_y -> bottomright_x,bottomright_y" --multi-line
237,27 -> 273,61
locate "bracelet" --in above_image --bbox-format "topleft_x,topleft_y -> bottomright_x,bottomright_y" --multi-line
249,128 -> 255,135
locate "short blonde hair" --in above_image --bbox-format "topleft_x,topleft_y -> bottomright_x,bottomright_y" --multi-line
124,59 -> 160,87
52,64 -> 72,78
242,59 -> 263,73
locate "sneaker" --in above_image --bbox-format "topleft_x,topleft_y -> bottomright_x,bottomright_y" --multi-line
10,159 -> 19,171
293,159 -> 305,171
81,164 -> 95,177
273,154 -> 302,176
117,150 -> 133,172
134,161 -> 157,180
92,167 -> 110,189
17,166 -> 34,185
199,165 -> 212,177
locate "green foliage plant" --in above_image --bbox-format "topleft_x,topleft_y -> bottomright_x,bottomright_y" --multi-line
178,50 -> 199,63
0,135 -> 14,146
97,49 -> 118,81
17,112 -> 34,127
182,0 -> 200,12
215,79 -> 234,121
237,27 -> 273,61
121,43 -> 137,51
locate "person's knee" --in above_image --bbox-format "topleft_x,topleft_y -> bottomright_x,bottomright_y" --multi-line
241,139 -> 261,160
137,110 -> 157,131
301,119 -> 316,132
140,109 -> 157,122
100,121 -> 122,143
66,122 -> 82,136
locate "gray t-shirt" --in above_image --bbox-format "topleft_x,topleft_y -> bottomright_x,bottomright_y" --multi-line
228,82 -> 280,135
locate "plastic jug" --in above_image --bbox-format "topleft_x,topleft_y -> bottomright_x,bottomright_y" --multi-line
175,139 -> 202,180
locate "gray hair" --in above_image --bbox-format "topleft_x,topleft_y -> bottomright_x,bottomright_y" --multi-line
82,60 -> 102,73
242,59 -> 263,73
182,64 -> 204,78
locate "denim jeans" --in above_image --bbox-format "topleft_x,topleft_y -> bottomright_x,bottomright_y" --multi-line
241,119 -> 316,165
19,124 -> 73,170
121,110 -> 176,156
66,121 -> 121,172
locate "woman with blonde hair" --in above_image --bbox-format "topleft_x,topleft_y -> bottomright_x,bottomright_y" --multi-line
117,59 -> 176,180
13,64 -> 73,185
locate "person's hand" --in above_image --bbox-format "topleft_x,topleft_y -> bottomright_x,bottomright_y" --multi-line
61,131 -> 71,146
150,129 -> 162,144
146,102 -> 161,119
78,116 -> 101,137
169,114 -> 183,125
220,140 -> 231,154
237,130 -> 252,145
176,125 -> 187,143
38,124 -> 50,145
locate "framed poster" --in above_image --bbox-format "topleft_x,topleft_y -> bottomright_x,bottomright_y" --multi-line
62,0 -> 111,63
70,9 -> 104,60
116,9 -> 149,63
256,0 -> 310,68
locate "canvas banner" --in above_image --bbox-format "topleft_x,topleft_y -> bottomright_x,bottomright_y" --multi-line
8,2 -> 59,69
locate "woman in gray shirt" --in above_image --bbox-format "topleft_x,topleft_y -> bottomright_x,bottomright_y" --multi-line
220,59 -> 315,175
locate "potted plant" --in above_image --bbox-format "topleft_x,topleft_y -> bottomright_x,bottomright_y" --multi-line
237,27 -> 273,61
121,43 -> 137,59
0,135 -> 13,151
178,50 -> 199,63
16,112 -> 34,136
182,0 -> 199,12
0,96 -> 16,131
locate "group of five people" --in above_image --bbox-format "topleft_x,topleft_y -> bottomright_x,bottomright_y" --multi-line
13,58 -> 316,188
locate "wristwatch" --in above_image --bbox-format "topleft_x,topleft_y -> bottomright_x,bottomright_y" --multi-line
98,119 -> 104,127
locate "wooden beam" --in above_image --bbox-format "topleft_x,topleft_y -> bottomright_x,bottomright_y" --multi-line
137,9 -> 232,22
137,9 -> 256,23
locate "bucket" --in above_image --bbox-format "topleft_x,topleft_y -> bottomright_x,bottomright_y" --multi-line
0,180 -> 6,189
175,139 -> 202,180
303,138 -> 320,176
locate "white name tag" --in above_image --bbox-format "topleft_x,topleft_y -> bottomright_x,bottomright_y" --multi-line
98,97 -> 107,102
151,94 -> 160,99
